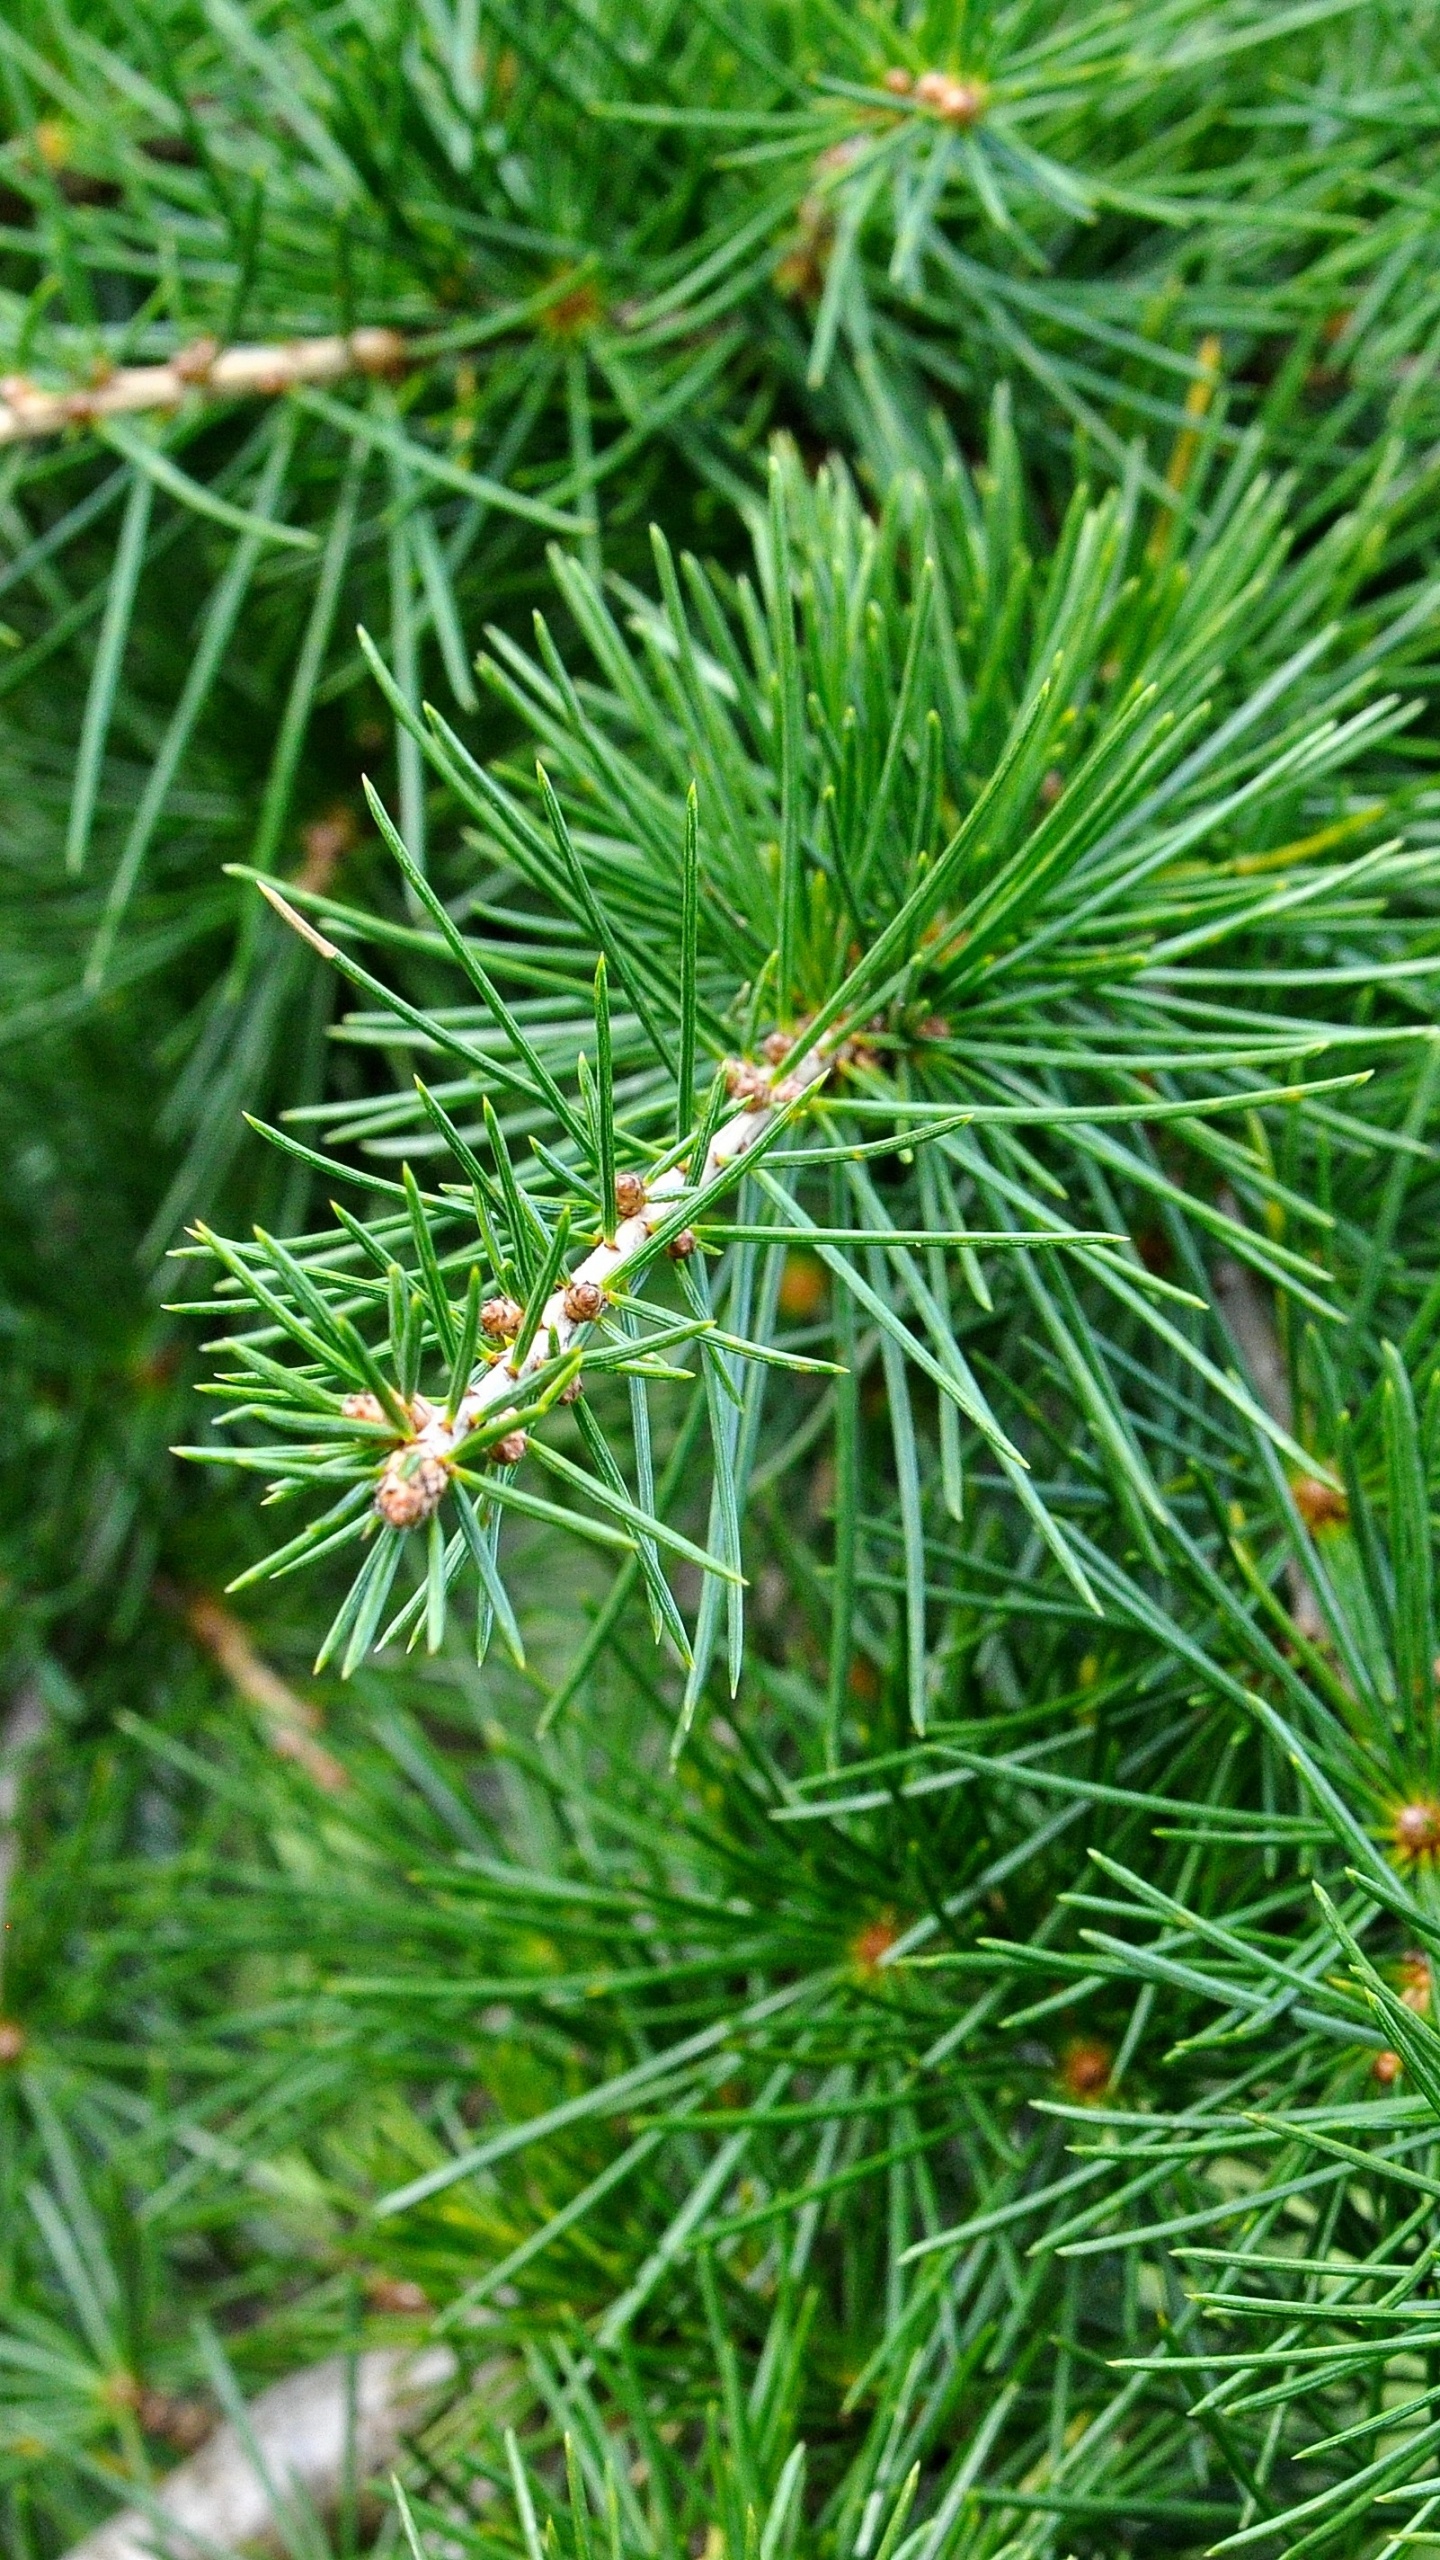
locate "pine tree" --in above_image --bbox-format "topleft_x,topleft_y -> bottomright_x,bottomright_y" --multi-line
3,7 -> 1440,2559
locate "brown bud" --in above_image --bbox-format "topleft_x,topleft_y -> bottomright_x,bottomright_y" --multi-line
1039,767 -> 1065,807
1392,1800 -> 1440,1861
914,69 -> 986,124
350,326 -> 409,377
850,1914 -> 899,1974
138,2391 -> 214,2453
723,1057 -> 770,1110
1292,1473 -> 1347,1531
563,1277 -> 605,1324
815,137 -> 866,176
615,1171 -> 648,1219
778,1252 -> 825,1320
761,1030 -> 794,1065
1401,1951 -> 1432,2014
0,2020 -> 25,2065
173,335 -> 220,384
772,1074 -> 806,1108
1374,2048 -> 1403,2084
365,2274 -> 431,2314
342,1391 -> 387,1426
883,66 -> 913,93
297,801 -> 358,894
666,1229 -> 697,1262
374,1454 -> 448,1529
560,1376 -> 584,1405
490,1429 -> 528,1467
481,1295 -> 524,1341
1060,2039 -> 1112,2102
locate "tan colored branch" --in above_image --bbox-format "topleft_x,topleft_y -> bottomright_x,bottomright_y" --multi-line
0,327 -> 406,446
63,2346 -> 458,2560
0,1677 -> 48,2028
365,1030 -> 833,1526
182,1592 -> 348,1792
1211,1224 -> 1327,1642
260,877 -> 842,1528
1212,1254 -> 1293,1438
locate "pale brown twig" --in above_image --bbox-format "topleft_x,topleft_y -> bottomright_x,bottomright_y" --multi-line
262,876 -> 840,1531
0,1678 -> 48,2024
0,327 -> 406,446
1212,1221 -> 1327,1642
181,1591 -> 348,1791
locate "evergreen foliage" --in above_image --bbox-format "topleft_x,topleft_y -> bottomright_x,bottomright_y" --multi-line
4,6 -> 1440,2559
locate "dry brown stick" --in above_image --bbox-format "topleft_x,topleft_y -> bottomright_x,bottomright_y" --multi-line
1211,1225 -> 1329,1642
63,2346 -> 460,2560
178,1590 -> 349,1792
0,327 -> 406,445
0,1677 -> 48,2045
1212,1254 -> 1294,1440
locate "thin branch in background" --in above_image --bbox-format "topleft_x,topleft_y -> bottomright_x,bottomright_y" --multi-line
173,1589 -> 349,1791
0,1679 -> 47,2036
0,329 -> 407,445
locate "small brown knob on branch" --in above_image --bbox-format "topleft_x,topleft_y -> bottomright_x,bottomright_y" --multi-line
1060,2039 -> 1112,2101
1392,1799 -> 1440,1861
366,2275 -> 431,2315
850,1914 -> 899,1974
481,1295 -> 524,1341
666,1229 -> 697,1262
489,1429 -> 528,1467
1291,1473 -> 1347,1531
723,1057 -> 770,1110
0,2020 -> 25,2064
350,327 -> 409,377
615,1171 -> 647,1219
375,1455 -> 448,1529
562,1277 -> 605,1324
173,336 -> 220,384
342,1391 -> 388,1426
1400,1951 -> 1432,2014
138,2389 -> 215,2453
914,70 -> 986,124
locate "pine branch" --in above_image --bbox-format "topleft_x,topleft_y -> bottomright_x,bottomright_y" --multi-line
0,328 -> 408,445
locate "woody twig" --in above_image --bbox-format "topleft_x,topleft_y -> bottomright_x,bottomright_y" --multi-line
177,1589 -> 348,1791
0,326 -> 407,446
